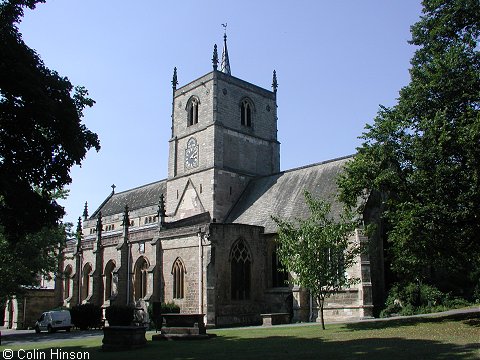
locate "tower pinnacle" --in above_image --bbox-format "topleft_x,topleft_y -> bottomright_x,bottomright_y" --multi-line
220,23 -> 231,75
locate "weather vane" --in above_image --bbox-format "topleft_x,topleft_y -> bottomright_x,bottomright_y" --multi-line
221,23 -> 227,35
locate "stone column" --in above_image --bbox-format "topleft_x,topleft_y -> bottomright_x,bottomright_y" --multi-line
92,212 -> 104,306
115,205 -> 132,305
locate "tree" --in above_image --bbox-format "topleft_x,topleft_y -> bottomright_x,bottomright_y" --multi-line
0,0 -> 100,300
272,191 -> 361,329
338,0 -> 480,296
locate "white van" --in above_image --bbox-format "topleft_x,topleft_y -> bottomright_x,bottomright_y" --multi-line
35,310 -> 72,333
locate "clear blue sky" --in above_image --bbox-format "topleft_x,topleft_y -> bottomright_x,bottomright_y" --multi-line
19,0 -> 423,225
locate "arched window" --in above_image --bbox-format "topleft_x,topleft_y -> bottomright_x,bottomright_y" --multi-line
134,257 -> 149,301
63,265 -> 72,300
230,239 -> 252,300
187,96 -> 199,126
240,99 -> 253,127
104,260 -> 116,302
272,245 -> 288,288
81,263 -> 92,302
172,258 -> 185,299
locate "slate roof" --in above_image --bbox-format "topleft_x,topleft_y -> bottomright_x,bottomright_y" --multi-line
225,156 -> 353,234
91,179 -> 167,218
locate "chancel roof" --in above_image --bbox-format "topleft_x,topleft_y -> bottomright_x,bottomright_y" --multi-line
91,179 -> 167,218
226,156 -> 353,234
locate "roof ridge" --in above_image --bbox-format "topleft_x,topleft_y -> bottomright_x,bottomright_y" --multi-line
89,178 -> 167,219
224,154 -> 353,223
255,154 -> 355,181
280,154 -> 354,175
112,178 -> 168,196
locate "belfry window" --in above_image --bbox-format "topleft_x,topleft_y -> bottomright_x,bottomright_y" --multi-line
172,258 -> 185,299
230,239 -> 252,300
187,96 -> 199,126
240,99 -> 252,127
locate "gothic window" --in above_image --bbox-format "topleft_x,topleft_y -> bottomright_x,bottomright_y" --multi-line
63,265 -> 72,300
240,99 -> 253,127
272,245 -> 288,288
326,248 -> 346,285
172,258 -> 185,299
134,257 -> 149,301
187,96 -> 200,126
104,260 -> 116,301
230,239 -> 252,300
81,263 -> 92,302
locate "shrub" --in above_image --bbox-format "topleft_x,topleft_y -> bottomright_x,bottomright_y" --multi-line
147,301 -> 180,330
380,282 -> 471,317
105,304 -> 134,326
70,303 -> 102,330
162,301 -> 180,314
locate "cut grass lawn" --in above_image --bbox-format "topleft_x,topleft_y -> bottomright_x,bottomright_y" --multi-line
2,311 -> 479,360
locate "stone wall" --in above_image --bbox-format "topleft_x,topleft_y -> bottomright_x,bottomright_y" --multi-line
4,290 -> 55,330
209,223 -> 267,326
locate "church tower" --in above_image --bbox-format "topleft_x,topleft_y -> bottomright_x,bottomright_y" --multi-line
166,34 -> 279,222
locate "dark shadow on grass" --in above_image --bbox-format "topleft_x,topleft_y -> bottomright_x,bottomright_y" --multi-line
1,329 -> 103,346
343,312 -> 480,332
5,333 -> 478,360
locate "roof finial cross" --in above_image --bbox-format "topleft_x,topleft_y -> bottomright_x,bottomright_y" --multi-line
111,184 -> 116,193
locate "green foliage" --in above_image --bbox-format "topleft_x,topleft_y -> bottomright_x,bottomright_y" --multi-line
105,305 -> 134,326
338,0 -> 480,294
380,282 -> 471,317
0,0 -> 100,300
0,224 -> 67,299
272,191 -> 361,329
161,301 -> 181,313
70,303 -> 102,330
147,301 -> 180,330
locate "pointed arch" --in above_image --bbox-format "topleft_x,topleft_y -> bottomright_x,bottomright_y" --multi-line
186,95 -> 200,126
63,265 -> 73,300
230,238 -> 252,300
104,260 -> 116,301
240,97 -> 254,127
133,256 -> 149,301
171,257 -> 186,299
81,262 -> 93,302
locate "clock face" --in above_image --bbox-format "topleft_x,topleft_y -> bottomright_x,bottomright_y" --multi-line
185,137 -> 199,169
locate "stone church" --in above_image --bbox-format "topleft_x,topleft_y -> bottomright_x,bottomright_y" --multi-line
58,35 -> 385,327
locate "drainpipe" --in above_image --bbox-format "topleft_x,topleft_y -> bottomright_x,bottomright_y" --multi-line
78,252 -> 83,305
126,240 -> 131,306
197,229 -> 203,314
